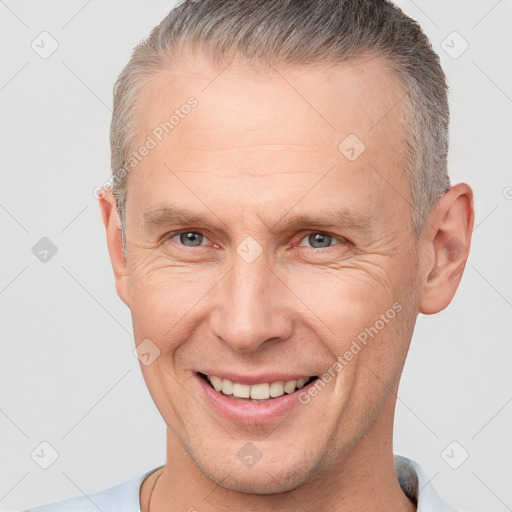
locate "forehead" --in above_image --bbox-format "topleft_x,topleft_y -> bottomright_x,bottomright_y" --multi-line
127,56 -> 409,230
138,55 -> 405,146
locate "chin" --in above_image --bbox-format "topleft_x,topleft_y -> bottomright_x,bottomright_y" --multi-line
216,465 -> 313,495
187,440 -> 323,495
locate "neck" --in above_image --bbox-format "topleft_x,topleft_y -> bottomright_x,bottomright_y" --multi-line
143,395 -> 416,512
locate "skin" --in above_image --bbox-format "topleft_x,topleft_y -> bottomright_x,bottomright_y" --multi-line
100,55 -> 474,512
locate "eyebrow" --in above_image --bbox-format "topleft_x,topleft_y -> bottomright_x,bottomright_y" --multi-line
142,205 -> 373,235
143,206 -> 216,228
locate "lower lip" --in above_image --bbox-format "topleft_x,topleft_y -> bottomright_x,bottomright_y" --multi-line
196,374 -> 317,424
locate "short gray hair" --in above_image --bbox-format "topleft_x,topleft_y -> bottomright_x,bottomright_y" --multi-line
110,0 -> 450,244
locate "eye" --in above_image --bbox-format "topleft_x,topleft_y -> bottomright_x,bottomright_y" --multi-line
297,232 -> 346,249
164,230 -> 348,251
168,231 -> 207,247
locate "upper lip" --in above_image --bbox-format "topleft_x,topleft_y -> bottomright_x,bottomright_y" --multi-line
197,370 -> 317,385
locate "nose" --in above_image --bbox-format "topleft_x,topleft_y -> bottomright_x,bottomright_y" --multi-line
210,250 -> 294,353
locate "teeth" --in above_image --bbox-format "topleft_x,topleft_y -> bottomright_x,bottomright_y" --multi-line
283,380 -> 296,394
296,377 -> 308,389
206,375 -> 312,400
210,375 -> 223,392
269,381 -> 285,398
232,382 -> 250,398
250,383 -> 270,400
221,379 -> 233,395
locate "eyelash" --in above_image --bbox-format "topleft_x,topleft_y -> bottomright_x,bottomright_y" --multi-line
164,230 -> 349,250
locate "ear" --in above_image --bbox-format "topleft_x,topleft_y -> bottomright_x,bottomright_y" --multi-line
418,183 -> 474,315
98,187 -> 130,307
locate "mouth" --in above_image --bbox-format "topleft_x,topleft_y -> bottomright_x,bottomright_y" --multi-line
197,371 -> 319,402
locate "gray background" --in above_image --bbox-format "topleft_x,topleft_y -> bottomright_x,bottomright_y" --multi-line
1,1 -> 511,511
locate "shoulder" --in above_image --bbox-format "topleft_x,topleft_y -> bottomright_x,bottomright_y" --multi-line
395,454 -> 459,512
22,466 -> 163,512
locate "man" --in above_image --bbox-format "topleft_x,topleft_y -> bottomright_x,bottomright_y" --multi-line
25,0 -> 474,510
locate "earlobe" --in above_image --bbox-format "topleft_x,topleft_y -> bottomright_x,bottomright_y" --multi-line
98,187 -> 130,307
419,183 -> 474,315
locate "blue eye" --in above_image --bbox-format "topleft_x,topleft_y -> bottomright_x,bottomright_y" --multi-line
299,232 -> 342,249
165,231 -> 346,250
172,231 -> 206,247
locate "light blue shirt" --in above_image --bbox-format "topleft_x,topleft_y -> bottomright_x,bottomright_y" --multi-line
23,455 -> 458,511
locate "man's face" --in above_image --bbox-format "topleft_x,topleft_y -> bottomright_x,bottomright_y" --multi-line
120,57 -> 423,492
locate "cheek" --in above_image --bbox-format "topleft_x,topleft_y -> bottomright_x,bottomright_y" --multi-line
127,260 -> 217,349
293,263 -> 398,322
291,262 -> 414,371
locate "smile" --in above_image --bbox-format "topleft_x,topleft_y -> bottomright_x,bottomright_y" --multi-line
198,372 -> 318,402
195,369 -> 322,423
